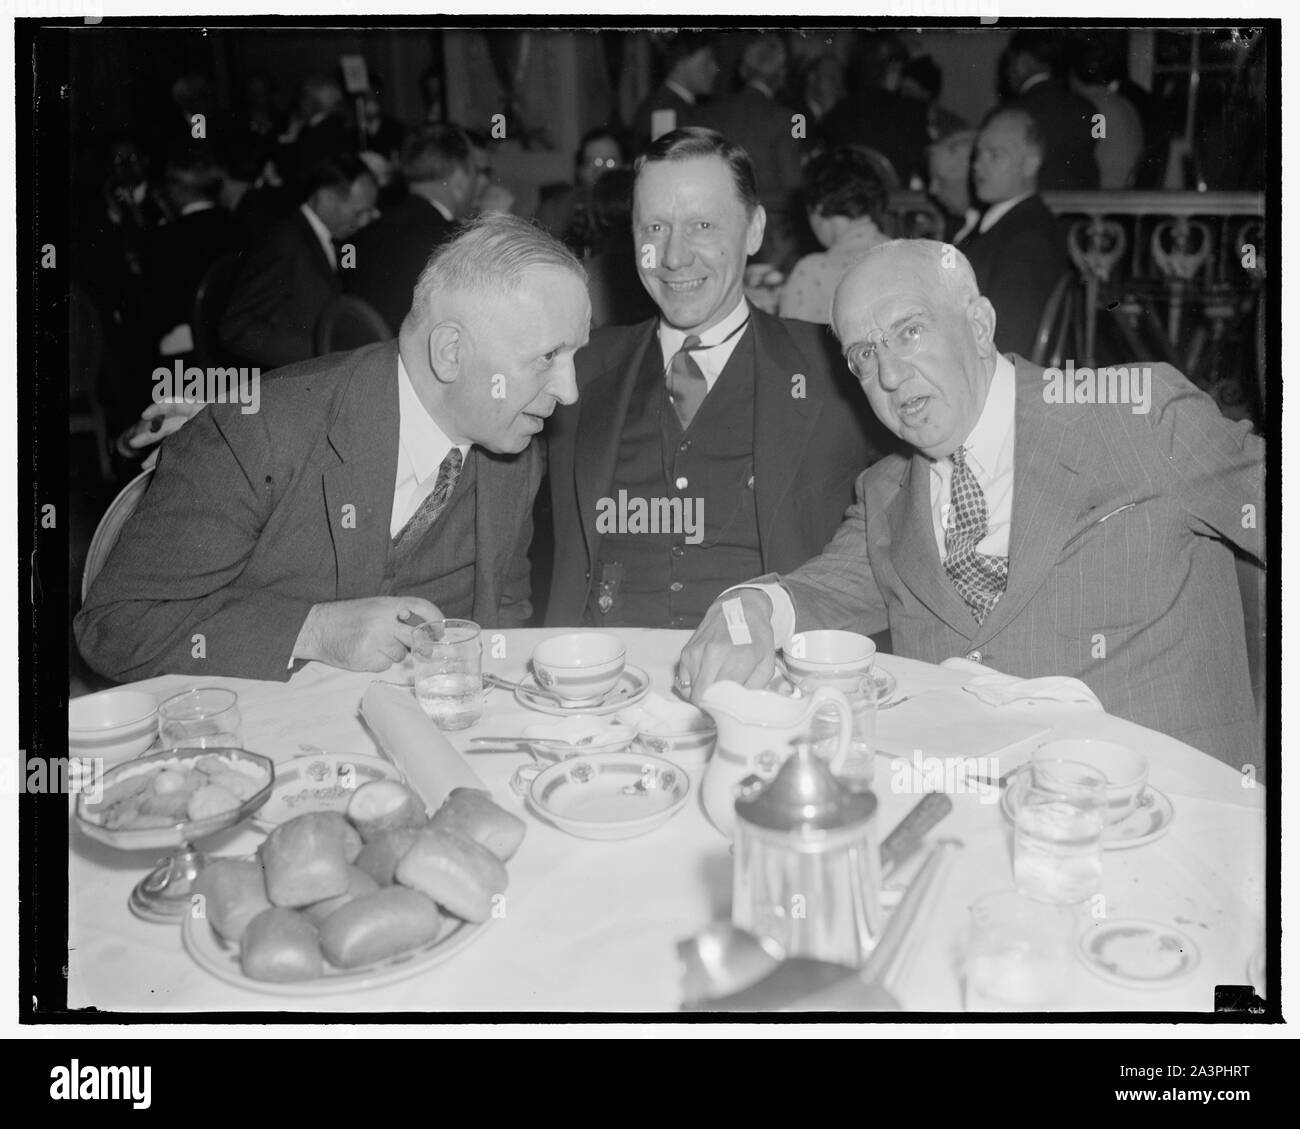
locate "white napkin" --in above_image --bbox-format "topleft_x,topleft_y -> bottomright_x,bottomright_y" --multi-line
359,682 -> 487,811
941,658 -> 1103,710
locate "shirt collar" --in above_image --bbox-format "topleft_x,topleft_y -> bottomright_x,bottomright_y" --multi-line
747,80 -> 775,99
299,202 -> 336,268
397,355 -> 465,485
180,200 -> 216,216
658,296 -> 750,361
979,191 -> 1033,234
665,80 -> 696,105
1019,72 -> 1051,93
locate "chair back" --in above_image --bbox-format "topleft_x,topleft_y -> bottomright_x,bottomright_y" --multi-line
191,253 -> 243,367
81,467 -> 155,601
1030,272 -> 1079,369
315,295 -> 394,355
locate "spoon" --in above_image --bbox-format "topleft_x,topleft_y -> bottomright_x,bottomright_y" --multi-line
468,733 -> 604,751
482,671 -> 576,706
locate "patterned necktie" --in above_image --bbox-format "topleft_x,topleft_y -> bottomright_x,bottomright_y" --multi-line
392,447 -> 463,561
943,445 -> 1008,624
666,335 -> 707,429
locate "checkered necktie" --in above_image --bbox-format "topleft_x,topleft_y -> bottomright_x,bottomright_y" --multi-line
666,335 -> 707,429
392,447 -> 463,562
943,445 -> 1008,624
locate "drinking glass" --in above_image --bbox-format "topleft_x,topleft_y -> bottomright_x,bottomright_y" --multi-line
963,888 -> 1076,1011
1013,758 -> 1105,904
158,688 -> 243,750
411,619 -> 483,730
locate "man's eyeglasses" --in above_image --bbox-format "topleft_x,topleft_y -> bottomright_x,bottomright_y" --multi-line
843,320 -> 926,383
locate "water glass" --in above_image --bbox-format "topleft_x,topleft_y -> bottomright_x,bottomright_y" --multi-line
158,687 -> 243,750
411,619 -> 483,730
1013,758 -> 1105,904
963,889 -> 1076,1011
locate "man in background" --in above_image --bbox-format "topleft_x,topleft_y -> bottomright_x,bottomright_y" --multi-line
220,154 -> 378,368
630,32 -> 720,150
961,108 -> 1069,359
348,124 -> 477,334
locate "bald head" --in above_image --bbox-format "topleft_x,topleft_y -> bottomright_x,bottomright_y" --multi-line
831,239 -> 997,460
973,108 -> 1042,204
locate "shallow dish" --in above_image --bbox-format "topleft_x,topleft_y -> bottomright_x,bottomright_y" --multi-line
255,752 -> 405,828
527,752 -> 690,840
1077,918 -> 1200,988
182,892 -> 487,996
514,665 -> 650,715
75,747 -> 274,852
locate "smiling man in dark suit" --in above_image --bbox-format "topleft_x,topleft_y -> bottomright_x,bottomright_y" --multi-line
219,154 -> 378,369
77,215 -> 590,682
545,127 -> 888,630
680,239 -> 1264,766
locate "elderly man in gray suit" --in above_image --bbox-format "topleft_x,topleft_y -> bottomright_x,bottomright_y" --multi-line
680,239 -> 1263,766
77,214 -> 591,682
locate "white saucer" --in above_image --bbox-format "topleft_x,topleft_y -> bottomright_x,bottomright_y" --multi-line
1077,918 -> 1201,988
771,664 -> 899,706
514,666 -> 651,715
1000,779 -> 1174,850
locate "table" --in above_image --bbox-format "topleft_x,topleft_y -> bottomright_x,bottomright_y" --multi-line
67,629 -> 1266,1013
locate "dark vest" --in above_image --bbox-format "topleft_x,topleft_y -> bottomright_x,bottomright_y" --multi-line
379,449 -> 479,617
589,329 -> 762,628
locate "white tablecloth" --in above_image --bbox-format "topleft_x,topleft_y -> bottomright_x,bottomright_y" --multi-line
67,629 -> 1265,1012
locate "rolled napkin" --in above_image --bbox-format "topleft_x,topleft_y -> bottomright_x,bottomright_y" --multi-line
360,683 -> 487,812
941,658 -> 1103,710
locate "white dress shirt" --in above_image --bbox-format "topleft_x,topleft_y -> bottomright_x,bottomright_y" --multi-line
738,353 -> 1017,648
657,297 -> 751,393
299,202 -> 337,270
391,356 -> 470,537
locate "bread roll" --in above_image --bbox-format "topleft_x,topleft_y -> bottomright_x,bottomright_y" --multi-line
303,865 -> 380,926
193,858 -> 271,943
318,887 -> 443,969
430,787 -> 526,861
186,783 -> 243,821
240,907 -> 323,982
346,780 -> 427,843
259,812 -> 355,907
395,828 -> 507,923
353,828 -> 422,886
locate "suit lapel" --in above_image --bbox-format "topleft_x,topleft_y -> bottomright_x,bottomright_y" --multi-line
471,449 -> 504,616
751,311 -> 821,561
322,343 -> 400,599
574,322 -> 656,564
887,452 -> 977,637
975,356 -> 1082,641
294,210 -> 337,281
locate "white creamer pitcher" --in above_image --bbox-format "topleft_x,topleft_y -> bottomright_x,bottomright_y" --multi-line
698,681 -> 853,839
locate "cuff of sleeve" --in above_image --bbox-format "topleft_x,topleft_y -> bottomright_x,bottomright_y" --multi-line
719,582 -> 797,649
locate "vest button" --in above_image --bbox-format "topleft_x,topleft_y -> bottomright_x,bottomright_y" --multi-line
674,475 -> 688,490
669,581 -> 684,593
965,650 -> 983,663
672,545 -> 685,558
679,440 -> 691,453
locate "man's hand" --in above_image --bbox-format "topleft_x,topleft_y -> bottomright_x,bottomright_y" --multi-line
120,398 -> 207,451
292,597 -> 445,672
677,588 -> 778,705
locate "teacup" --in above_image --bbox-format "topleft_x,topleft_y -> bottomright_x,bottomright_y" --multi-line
1032,739 -> 1149,825
781,630 -> 876,691
69,689 -> 159,766
532,632 -> 627,704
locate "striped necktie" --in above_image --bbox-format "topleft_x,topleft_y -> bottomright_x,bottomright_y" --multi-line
943,445 -> 1008,624
392,447 -> 464,563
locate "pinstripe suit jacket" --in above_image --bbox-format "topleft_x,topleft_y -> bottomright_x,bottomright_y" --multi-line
773,356 -> 1264,766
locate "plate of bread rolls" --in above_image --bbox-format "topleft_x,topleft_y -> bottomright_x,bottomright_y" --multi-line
182,779 -> 526,995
